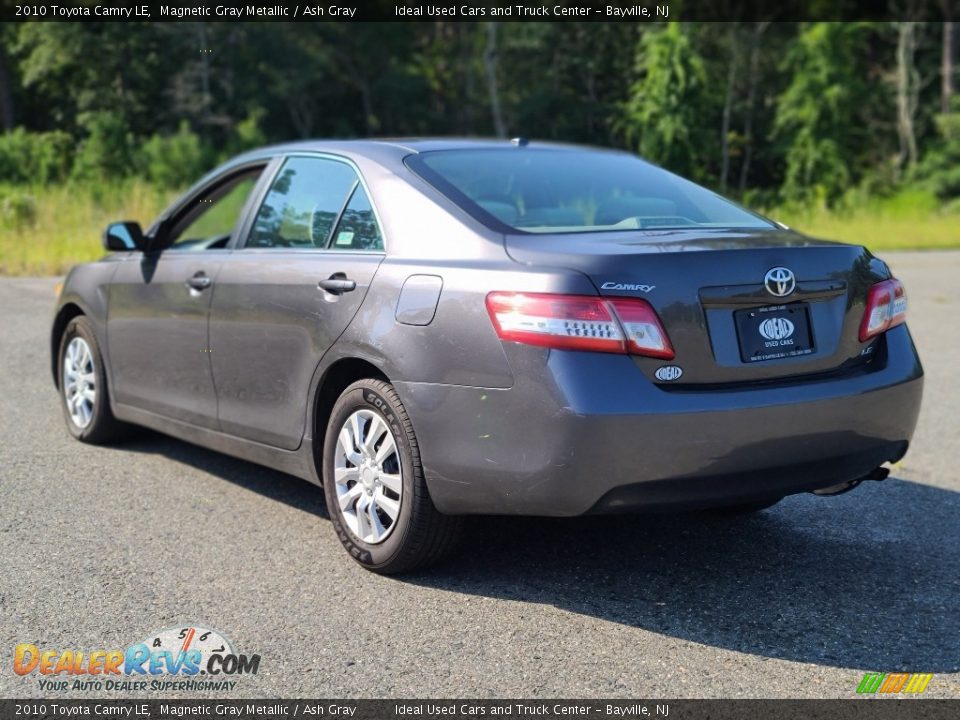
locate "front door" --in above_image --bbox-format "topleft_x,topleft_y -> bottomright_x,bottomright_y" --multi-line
209,155 -> 386,449
107,167 -> 265,428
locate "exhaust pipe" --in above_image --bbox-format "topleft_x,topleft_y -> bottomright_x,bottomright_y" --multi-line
812,466 -> 890,497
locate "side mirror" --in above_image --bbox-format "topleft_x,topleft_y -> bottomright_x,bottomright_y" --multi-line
103,221 -> 147,252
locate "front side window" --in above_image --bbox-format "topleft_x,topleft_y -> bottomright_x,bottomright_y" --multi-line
166,171 -> 262,251
407,149 -> 775,234
247,156 -> 382,250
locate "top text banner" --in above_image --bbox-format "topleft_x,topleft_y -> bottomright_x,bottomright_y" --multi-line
3,1 -> 954,23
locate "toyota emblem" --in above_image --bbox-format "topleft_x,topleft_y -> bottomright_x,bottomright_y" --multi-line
764,267 -> 796,297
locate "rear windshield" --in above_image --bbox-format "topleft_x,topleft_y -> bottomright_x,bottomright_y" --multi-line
407,148 -> 775,234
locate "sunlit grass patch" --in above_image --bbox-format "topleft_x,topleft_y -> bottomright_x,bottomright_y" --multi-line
0,181 -> 177,276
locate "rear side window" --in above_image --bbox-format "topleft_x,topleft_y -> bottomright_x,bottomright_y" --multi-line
247,156 -> 366,249
330,185 -> 383,251
407,149 -> 774,234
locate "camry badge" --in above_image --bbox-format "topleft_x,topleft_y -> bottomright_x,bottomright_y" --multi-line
600,281 -> 655,293
764,267 -> 796,297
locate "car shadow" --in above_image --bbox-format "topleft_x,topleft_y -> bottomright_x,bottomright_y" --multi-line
118,430 -> 330,520
115,431 -> 958,672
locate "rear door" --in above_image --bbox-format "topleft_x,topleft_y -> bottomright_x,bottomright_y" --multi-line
209,154 -> 386,449
107,165 -> 267,427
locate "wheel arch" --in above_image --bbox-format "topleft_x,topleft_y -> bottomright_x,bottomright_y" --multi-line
51,303 -> 86,389
312,356 -> 390,471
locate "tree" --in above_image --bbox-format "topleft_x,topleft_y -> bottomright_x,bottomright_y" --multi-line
773,23 -> 878,205
483,22 -> 506,138
894,21 -> 922,176
619,24 -> 710,180
0,24 -> 15,130
738,21 -> 771,193
942,8 -> 955,115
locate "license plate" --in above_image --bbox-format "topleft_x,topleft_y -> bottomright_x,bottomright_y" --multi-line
734,303 -> 815,363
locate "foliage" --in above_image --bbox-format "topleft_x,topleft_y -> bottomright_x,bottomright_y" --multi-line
773,23 -> 875,205
915,99 -> 960,199
619,24 -> 710,180
771,188 -> 960,249
71,112 -> 135,182
139,123 -> 214,189
0,20 -> 957,275
0,127 -> 72,184
0,181 -> 176,275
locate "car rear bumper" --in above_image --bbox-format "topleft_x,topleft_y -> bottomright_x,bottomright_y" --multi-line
394,325 -> 924,516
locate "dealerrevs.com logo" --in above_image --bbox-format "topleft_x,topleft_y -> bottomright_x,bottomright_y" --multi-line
13,624 -> 260,692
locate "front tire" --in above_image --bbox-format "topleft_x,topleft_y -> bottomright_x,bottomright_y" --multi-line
323,379 -> 462,574
58,316 -> 128,444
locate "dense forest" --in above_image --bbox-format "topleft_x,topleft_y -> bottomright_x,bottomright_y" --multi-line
0,19 -> 958,273
1,20 -> 958,203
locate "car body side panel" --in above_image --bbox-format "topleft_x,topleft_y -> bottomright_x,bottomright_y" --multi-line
112,401 -> 316,482
51,258 -> 123,387
209,250 -> 384,449
107,251 -> 228,429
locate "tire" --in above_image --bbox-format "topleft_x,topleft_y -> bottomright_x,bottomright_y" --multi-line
709,497 -> 782,516
58,316 -> 128,444
322,379 -> 462,574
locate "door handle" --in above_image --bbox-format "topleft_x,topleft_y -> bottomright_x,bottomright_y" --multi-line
318,273 -> 357,295
186,272 -> 212,291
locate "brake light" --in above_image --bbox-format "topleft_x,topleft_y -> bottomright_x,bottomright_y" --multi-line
485,292 -> 674,359
859,278 -> 907,342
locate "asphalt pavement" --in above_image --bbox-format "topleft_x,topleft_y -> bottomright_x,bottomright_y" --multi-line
1,251 -> 958,699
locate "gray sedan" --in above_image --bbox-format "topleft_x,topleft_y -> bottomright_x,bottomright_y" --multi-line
51,139 -> 923,573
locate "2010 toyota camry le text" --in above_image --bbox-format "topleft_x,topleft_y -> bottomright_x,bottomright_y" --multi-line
51,139 -> 923,573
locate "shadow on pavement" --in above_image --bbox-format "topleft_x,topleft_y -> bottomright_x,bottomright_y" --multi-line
114,431 -> 959,673
118,430 -> 330,519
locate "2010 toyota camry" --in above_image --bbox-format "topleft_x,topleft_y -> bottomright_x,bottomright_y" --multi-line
52,139 -> 924,573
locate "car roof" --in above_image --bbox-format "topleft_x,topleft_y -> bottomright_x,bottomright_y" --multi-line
228,137 -> 611,168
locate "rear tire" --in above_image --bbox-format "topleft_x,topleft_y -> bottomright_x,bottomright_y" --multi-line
58,316 -> 128,444
322,379 -> 462,574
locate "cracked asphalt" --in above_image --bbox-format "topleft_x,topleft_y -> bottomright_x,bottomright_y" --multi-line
1,251 -> 958,699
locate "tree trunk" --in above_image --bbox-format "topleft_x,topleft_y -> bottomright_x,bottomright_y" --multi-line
719,39 -> 738,193
288,98 -> 313,138
943,17 -> 955,114
895,21 -> 920,176
198,23 -> 213,123
738,21 -> 769,193
460,23 -> 474,134
359,80 -> 376,134
483,22 -> 506,138
0,25 -> 15,130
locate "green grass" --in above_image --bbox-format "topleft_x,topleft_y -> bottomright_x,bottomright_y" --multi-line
769,189 -> 960,251
0,181 -> 177,276
0,183 -> 957,277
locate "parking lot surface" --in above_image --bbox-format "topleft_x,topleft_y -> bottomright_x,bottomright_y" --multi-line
1,251 -> 958,698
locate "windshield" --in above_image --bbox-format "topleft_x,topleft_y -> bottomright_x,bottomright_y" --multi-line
408,148 -> 775,234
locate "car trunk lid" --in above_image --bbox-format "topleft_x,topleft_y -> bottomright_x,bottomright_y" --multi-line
504,228 -> 891,385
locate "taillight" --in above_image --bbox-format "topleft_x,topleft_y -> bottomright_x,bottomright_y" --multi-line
485,292 -> 674,359
859,278 -> 907,342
